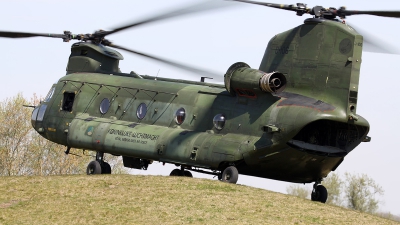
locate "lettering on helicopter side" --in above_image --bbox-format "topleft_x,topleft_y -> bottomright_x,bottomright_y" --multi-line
114,136 -> 148,144
274,46 -> 290,55
355,42 -> 362,47
108,129 -> 159,145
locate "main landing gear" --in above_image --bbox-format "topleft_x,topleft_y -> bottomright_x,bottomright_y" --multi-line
311,180 -> 328,203
219,166 -> 239,184
86,151 -> 111,175
168,165 -> 240,184
169,166 -> 193,177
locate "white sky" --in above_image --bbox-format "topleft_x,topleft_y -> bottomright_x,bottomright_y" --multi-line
1,0 -> 399,215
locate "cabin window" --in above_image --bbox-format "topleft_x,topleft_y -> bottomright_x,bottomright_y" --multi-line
175,108 -> 186,125
62,92 -> 75,112
213,114 -> 226,130
44,87 -> 55,102
136,103 -> 147,120
99,98 -> 110,114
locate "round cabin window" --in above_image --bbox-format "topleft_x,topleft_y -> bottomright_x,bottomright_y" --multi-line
99,98 -> 110,114
213,114 -> 226,130
175,108 -> 186,125
137,103 -> 147,120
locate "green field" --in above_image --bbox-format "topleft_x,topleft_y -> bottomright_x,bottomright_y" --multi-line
0,175 -> 398,225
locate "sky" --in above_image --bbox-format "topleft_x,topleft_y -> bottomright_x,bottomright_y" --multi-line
1,0 -> 400,215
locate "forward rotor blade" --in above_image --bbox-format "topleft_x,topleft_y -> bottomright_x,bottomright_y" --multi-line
342,10 -> 400,18
103,1 -> 233,36
229,0 -> 305,12
0,31 -> 67,39
110,44 -> 223,82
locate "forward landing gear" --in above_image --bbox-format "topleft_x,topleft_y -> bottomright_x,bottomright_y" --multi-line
86,151 -> 111,175
311,180 -> 328,203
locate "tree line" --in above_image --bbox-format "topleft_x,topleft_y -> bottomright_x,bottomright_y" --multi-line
286,172 -> 400,221
287,172 -> 383,212
0,94 -> 125,176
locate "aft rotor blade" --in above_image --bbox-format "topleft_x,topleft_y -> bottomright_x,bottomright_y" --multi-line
342,10 -> 400,18
103,1 -> 233,36
349,23 -> 400,54
0,31 -> 67,39
110,44 -> 223,82
363,39 -> 400,54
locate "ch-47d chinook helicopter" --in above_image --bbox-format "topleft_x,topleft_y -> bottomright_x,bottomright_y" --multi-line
1,0 -> 400,203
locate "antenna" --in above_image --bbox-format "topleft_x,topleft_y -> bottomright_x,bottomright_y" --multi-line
23,104 -> 36,108
155,69 -> 160,80
201,77 -> 213,82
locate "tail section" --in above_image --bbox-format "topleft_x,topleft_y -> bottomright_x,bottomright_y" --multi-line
259,18 -> 362,118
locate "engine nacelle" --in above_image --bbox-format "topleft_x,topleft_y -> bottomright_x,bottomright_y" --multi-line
224,62 -> 287,97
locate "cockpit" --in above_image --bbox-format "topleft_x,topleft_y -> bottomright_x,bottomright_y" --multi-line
31,86 -> 55,130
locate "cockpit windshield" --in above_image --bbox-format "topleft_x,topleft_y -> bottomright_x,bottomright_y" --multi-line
31,107 -> 39,128
37,105 -> 47,121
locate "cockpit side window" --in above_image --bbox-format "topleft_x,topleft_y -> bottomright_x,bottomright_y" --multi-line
62,92 -> 75,112
44,86 -> 55,102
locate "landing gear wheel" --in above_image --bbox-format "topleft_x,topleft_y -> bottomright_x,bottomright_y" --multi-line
170,169 -> 183,176
101,162 -> 111,174
221,166 -> 239,184
311,185 -> 328,203
87,160 -> 102,175
183,171 -> 193,177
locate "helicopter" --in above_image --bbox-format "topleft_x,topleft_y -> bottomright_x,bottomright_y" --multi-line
1,0 -> 400,204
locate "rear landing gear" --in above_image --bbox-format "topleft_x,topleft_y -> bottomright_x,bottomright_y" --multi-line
86,151 -> 111,175
311,180 -> 328,203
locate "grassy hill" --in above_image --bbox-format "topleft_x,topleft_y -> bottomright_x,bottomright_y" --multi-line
0,175 -> 398,225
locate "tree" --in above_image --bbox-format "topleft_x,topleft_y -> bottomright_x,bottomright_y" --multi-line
322,172 -> 343,206
0,94 -> 32,175
286,173 -> 344,203
344,172 -> 384,213
286,184 -> 309,199
286,172 -> 385,214
0,93 -> 127,176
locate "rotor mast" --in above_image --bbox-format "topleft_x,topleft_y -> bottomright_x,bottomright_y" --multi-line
232,0 -> 400,20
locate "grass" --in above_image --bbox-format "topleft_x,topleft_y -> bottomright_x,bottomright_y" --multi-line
0,175 -> 398,225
